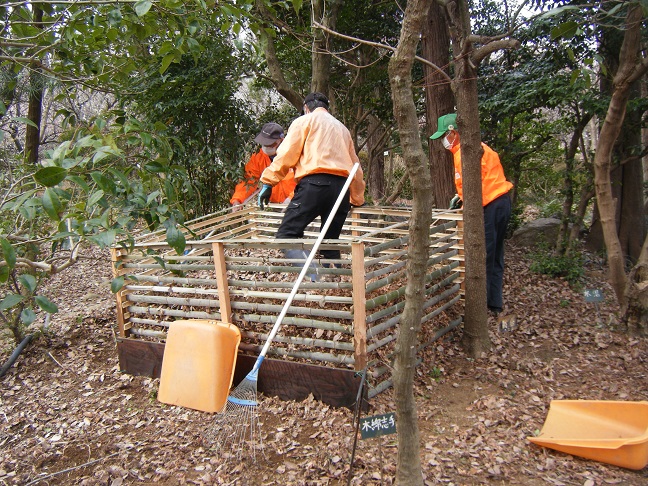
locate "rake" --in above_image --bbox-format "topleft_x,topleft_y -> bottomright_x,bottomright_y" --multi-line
207,162 -> 361,458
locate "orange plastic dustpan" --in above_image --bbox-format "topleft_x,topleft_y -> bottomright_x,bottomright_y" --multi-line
158,319 -> 241,413
528,400 -> 648,470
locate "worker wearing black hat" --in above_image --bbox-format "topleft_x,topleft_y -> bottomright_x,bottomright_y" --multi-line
230,122 -> 295,211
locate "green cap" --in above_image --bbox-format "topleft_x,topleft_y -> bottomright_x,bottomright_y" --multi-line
430,113 -> 457,139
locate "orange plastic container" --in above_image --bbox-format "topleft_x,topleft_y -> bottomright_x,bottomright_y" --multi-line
528,400 -> 648,470
158,319 -> 241,413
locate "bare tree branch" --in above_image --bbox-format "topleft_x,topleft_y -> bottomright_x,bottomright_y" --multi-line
312,21 -> 452,84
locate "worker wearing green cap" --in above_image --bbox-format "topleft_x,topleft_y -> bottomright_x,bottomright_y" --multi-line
431,113 -> 513,315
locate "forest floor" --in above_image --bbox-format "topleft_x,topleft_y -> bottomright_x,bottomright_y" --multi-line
1,241 -> 647,485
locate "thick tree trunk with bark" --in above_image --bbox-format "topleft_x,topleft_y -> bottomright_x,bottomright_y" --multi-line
446,0 -> 490,356
422,2 -> 455,209
25,5 -> 43,165
388,0 -> 432,483
592,5 -> 648,327
311,0 -> 341,95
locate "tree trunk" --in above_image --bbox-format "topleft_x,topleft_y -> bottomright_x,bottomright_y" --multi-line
422,2 -> 455,209
367,113 -> 386,201
388,0 -> 432,483
447,0 -> 490,357
592,5 -> 648,305
24,5 -> 44,165
557,113 -> 593,253
622,235 -> 648,336
311,0 -> 341,95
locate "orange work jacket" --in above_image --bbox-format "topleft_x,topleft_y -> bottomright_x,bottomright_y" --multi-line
450,142 -> 513,207
230,149 -> 296,205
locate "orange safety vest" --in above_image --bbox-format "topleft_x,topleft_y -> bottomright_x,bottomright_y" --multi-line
230,150 -> 296,205
450,142 -> 513,207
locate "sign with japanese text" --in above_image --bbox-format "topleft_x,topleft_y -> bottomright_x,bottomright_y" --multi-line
360,412 -> 396,439
583,289 -> 604,303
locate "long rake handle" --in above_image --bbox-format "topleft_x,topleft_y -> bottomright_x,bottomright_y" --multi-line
252,162 -> 361,373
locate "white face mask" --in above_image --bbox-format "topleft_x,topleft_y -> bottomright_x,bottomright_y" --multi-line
442,134 -> 454,150
262,145 -> 277,156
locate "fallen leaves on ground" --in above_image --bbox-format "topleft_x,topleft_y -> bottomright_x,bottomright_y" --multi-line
1,243 -> 647,485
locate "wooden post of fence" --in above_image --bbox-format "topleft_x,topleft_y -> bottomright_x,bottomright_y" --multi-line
212,242 -> 232,323
110,247 -> 129,338
351,209 -> 360,237
351,242 -> 367,370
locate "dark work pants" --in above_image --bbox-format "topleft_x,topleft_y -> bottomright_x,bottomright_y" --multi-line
483,193 -> 511,311
276,173 -> 351,260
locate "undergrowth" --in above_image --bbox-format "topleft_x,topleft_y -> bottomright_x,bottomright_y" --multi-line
529,243 -> 585,288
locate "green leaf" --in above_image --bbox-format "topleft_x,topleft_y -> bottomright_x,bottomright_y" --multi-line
91,172 -> 117,194
291,0 -> 303,13
0,237 -> 16,270
111,275 -> 125,293
35,295 -> 59,313
0,293 -> 24,310
42,187 -> 63,221
88,190 -> 106,207
551,21 -> 579,40
144,161 -> 166,173
19,274 -> 37,293
166,225 -> 186,255
89,230 -> 117,248
20,307 -> 36,325
160,53 -> 176,74
11,116 -> 38,128
134,0 -> 152,16
0,266 -> 9,283
34,167 -> 68,187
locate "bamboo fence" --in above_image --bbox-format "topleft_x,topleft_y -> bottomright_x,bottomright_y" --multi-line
111,203 -> 464,397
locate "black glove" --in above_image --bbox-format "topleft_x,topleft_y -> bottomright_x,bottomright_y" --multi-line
258,184 -> 272,210
449,194 -> 463,209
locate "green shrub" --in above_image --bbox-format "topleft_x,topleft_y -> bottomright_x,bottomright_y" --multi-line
529,245 -> 584,287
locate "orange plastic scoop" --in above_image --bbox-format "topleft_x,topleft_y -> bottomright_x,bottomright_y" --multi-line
528,400 -> 648,470
158,319 -> 241,413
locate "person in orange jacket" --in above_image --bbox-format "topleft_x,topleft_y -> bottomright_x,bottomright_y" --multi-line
230,123 -> 296,211
431,113 -> 513,315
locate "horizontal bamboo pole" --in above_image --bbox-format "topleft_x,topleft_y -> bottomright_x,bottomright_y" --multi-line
129,274 -> 219,286
127,305 -> 220,320
418,317 -> 463,351
122,262 -> 215,271
126,294 -> 222,309
366,273 -> 459,336
240,314 -> 351,333
364,258 -> 407,281
234,289 -> 352,305
125,285 -> 220,296
238,342 -> 354,365
364,247 -> 408,269
421,294 -> 461,323
365,235 -> 409,257
231,300 -> 352,320
368,380 -> 392,398
240,330 -> 354,351
229,278 -> 353,291
129,327 -> 167,339
129,317 -> 170,327
367,332 -> 397,353
421,285 -> 461,316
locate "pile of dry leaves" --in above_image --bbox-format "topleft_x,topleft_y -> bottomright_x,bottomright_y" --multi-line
1,243 -> 647,485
